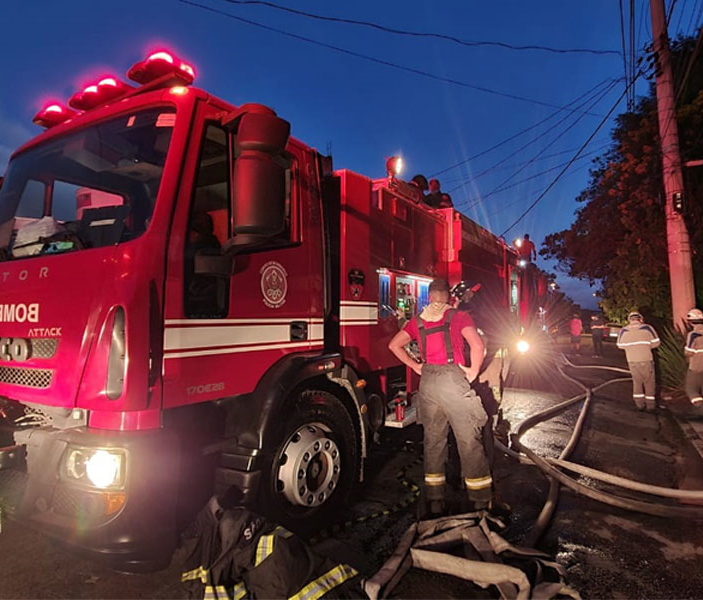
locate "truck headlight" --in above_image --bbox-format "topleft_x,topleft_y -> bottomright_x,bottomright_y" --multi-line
62,447 -> 126,489
516,339 -> 530,354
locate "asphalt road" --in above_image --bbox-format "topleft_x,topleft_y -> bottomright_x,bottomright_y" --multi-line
2,341 -> 703,598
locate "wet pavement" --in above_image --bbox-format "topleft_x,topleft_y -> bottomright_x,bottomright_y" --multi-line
2,340 -> 703,598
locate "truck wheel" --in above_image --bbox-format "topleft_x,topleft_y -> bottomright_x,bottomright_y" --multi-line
259,389 -> 359,533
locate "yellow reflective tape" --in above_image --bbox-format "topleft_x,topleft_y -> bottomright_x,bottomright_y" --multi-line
233,581 -> 247,600
274,525 -> 294,538
203,585 -> 218,600
182,566 -> 208,583
424,473 -> 446,485
464,476 -> 493,490
288,563 -> 358,600
255,533 -> 276,566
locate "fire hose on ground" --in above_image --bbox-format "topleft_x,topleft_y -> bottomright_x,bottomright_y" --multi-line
499,353 -> 703,546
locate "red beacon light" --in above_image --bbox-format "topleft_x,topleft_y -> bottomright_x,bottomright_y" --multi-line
69,76 -> 133,110
127,51 -> 196,85
32,103 -> 78,128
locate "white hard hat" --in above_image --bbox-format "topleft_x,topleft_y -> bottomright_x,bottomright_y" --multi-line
687,308 -> 703,321
628,311 -> 643,321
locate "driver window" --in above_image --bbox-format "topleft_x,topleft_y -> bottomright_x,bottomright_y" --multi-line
184,124 -> 230,318
16,180 -> 45,219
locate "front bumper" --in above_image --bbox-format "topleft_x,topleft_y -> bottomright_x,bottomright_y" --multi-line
0,426 -> 180,570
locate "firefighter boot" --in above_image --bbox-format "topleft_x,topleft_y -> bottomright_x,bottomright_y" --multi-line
418,484 -> 447,520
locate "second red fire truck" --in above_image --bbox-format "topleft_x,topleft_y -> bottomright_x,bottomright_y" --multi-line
0,50 -> 547,569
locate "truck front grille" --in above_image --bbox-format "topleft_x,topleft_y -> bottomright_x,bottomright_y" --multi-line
0,366 -> 53,388
30,338 -> 58,359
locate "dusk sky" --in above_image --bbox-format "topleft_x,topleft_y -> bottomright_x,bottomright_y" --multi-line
1,1 -> 698,307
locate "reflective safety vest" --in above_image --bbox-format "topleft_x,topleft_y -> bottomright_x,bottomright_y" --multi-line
182,497 -> 358,599
417,309 -> 456,364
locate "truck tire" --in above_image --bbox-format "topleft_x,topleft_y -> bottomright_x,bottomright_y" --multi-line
258,389 -> 359,534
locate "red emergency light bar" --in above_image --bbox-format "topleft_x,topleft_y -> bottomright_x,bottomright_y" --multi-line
32,103 -> 79,128
127,51 -> 196,85
68,77 -> 133,111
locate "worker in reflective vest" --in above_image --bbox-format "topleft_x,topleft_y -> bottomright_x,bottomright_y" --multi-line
685,308 -> 703,407
617,311 -> 661,412
388,278 -> 491,515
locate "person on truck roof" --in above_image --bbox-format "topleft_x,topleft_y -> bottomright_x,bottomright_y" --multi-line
388,279 -> 493,517
424,178 -> 453,209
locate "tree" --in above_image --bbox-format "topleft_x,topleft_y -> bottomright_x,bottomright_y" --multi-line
541,33 -> 703,322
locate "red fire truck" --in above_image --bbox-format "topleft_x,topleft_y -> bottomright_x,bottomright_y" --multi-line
0,50 -> 546,570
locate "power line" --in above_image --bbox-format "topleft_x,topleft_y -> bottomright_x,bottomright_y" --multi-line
211,0 -> 622,56
429,77 -> 615,178
441,140 -> 610,185
480,163 -> 594,221
630,0 -> 637,108
499,70 -> 642,238
179,0 -> 607,116
675,20 -> 703,103
459,147 -> 606,213
620,0 -> 632,110
447,78 -> 620,196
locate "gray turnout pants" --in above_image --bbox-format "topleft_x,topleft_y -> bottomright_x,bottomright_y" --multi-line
629,360 -> 656,410
686,370 -> 703,405
418,364 -> 492,503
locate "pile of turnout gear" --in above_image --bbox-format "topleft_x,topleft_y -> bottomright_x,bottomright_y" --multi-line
183,500 -> 577,599
181,496 -> 360,599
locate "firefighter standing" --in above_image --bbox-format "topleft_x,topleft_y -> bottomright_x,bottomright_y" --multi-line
617,311 -> 661,411
388,279 -> 491,516
591,314 -> 606,357
684,308 -> 703,407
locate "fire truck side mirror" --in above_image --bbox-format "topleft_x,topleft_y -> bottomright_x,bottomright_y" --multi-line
225,110 -> 291,251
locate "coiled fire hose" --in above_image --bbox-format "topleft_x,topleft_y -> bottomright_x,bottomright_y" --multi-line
498,353 -> 703,545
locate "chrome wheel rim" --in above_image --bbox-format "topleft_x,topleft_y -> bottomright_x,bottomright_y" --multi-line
277,423 -> 341,508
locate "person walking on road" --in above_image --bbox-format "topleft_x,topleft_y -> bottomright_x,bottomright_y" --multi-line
569,314 -> 583,354
617,311 -> 661,412
591,314 -> 606,357
685,308 -> 703,407
388,279 -> 491,516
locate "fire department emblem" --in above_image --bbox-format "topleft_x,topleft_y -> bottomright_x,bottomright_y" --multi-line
348,269 -> 365,301
260,261 -> 288,309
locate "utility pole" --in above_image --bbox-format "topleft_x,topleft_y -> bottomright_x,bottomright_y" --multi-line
650,0 -> 696,331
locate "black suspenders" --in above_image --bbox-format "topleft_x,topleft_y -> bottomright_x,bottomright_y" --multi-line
417,310 -> 455,364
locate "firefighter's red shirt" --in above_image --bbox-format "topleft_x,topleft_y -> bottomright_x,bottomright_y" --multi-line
404,310 -> 475,365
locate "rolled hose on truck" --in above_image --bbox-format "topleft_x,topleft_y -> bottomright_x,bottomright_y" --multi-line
500,353 -> 703,546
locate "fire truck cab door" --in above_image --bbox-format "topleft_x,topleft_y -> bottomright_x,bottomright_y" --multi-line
162,100 -> 324,408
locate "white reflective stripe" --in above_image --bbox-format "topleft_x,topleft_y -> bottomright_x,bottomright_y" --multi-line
340,305 -> 378,321
288,563 -> 358,600
165,324 -> 320,350
691,397 -> 703,404
645,396 -> 655,400
165,317 -> 324,325
686,347 -> 703,353
165,340 -> 323,360
255,534 -> 276,566
618,341 -> 654,347
233,581 -> 247,600
424,474 -> 446,485
633,394 -> 645,398
651,338 -> 660,343
182,566 -> 208,583
464,476 -> 493,490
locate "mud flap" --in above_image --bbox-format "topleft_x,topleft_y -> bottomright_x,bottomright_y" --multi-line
362,512 -> 580,600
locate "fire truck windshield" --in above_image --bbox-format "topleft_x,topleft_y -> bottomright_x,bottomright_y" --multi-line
0,107 -> 175,258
